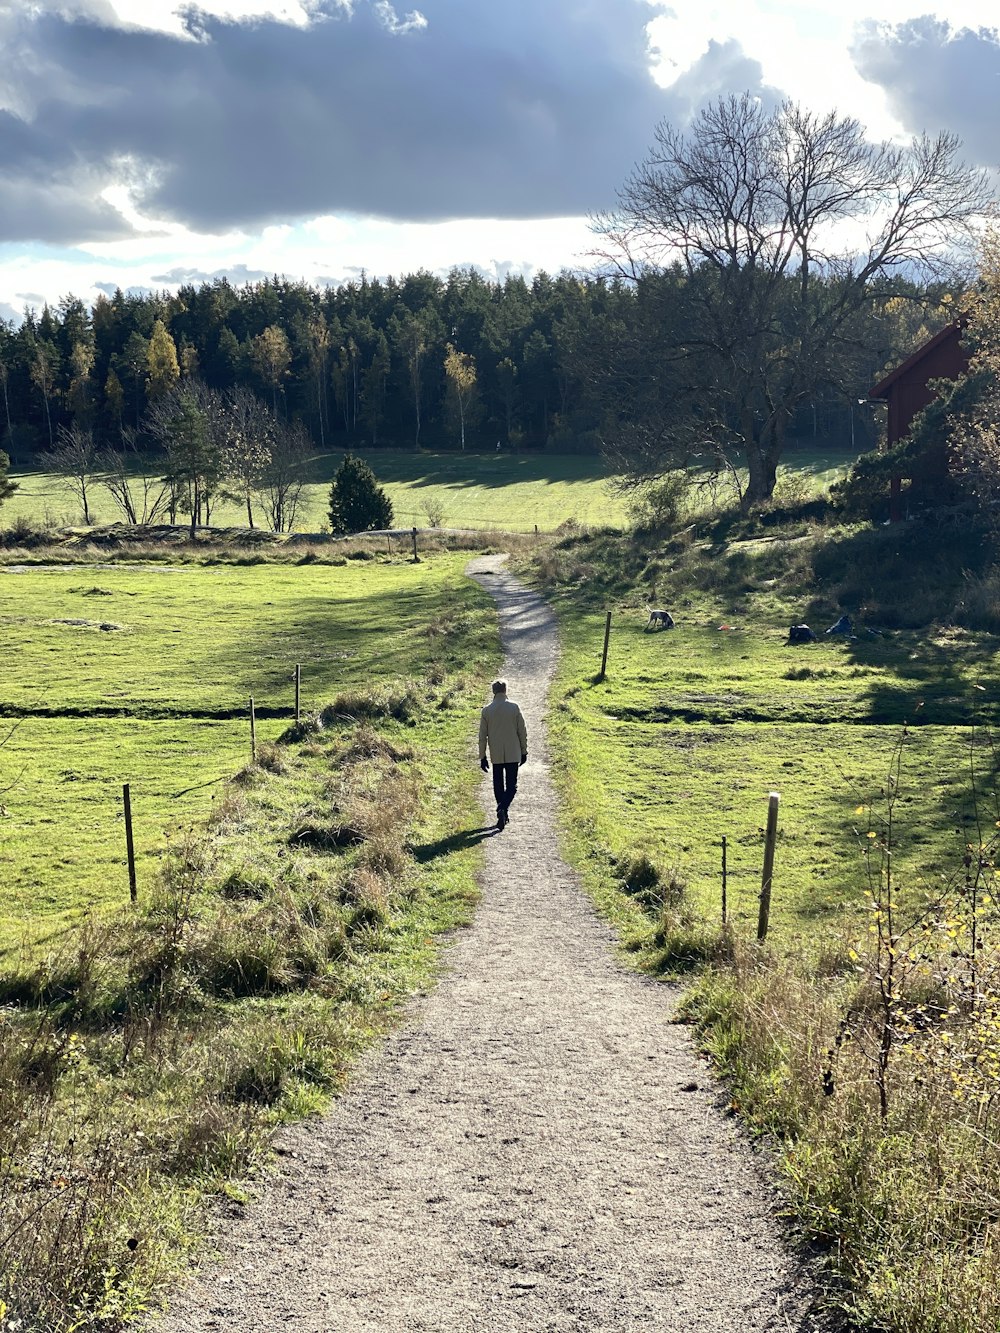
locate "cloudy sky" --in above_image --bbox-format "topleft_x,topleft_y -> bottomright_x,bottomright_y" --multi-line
1,0 -> 998,320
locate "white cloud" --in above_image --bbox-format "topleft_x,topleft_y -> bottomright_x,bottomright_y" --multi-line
372,1 -> 426,36
48,0 -> 325,37
0,213 -> 595,317
648,0 -> 1000,142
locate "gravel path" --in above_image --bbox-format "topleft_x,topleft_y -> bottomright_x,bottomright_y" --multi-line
154,555 -> 820,1332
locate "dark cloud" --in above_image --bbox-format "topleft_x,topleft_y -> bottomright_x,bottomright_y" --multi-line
0,0 -> 772,242
852,17 -> 1000,166
0,109 -> 131,242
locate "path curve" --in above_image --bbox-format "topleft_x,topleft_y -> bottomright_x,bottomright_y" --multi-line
154,555 -> 819,1332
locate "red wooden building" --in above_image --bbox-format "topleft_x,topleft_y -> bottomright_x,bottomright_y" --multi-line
869,319 -> 970,519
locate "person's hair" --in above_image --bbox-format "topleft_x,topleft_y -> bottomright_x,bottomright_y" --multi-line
491,679 -> 507,695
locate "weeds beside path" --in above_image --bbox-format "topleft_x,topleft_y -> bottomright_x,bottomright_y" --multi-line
153,557 -> 820,1332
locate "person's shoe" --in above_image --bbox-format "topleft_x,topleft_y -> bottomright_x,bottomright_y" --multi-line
497,807 -> 508,830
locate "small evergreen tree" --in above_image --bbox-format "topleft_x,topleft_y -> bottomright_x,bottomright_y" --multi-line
328,454 -> 393,535
0,450 -> 18,510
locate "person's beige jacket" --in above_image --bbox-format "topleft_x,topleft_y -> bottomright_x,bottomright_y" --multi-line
479,696 -> 528,764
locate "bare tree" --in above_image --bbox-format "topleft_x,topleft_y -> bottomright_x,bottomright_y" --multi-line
96,429 -> 172,525
42,424 -> 99,524
218,386 -> 273,528
257,418 -> 309,533
593,95 -> 996,504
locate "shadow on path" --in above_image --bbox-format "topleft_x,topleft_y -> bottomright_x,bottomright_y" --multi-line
411,825 -> 499,862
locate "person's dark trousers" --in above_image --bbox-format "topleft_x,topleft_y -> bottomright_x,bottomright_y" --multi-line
492,761 -> 519,815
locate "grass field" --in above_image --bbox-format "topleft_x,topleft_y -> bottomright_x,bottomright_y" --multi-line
6,449 -> 628,533
0,554 -> 495,947
5,441 -> 863,535
526,521 -> 1000,1332
1,543 -> 501,1329
549,607 -> 993,947
532,520 -> 1000,946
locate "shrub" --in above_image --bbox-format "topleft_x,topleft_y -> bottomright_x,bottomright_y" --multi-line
627,473 -> 690,530
424,497 -> 446,528
327,454 -> 394,535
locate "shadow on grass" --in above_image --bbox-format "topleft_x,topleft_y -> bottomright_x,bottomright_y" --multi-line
411,825 -> 498,862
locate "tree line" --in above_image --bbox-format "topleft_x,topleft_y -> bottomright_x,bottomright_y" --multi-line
0,268 -> 629,465
1,94 -> 990,513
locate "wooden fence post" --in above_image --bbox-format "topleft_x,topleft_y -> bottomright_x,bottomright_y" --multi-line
249,695 -> 257,762
721,835 -> 728,925
757,792 -> 780,941
598,611 -> 612,680
123,782 -> 137,904
295,665 -> 301,724
411,527 -> 419,563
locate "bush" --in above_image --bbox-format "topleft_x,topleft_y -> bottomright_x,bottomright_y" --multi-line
328,455 -> 394,535
627,473 -> 690,530
424,497 -> 446,528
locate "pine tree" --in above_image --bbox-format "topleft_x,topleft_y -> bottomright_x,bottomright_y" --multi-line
328,454 -> 393,535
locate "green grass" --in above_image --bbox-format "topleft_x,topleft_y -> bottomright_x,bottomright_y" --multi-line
527,517 -> 1000,1332
5,441 -> 864,536
0,554 -> 496,946
1,544 -> 501,1330
0,690 -> 498,1329
6,449 -> 629,533
550,604 -> 996,948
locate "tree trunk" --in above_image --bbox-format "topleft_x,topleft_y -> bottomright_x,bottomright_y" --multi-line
246,494 -> 254,529
742,414 -> 786,507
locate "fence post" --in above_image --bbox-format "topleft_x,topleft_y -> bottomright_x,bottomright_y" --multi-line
757,792 -> 780,941
598,611 -> 612,680
721,835 -> 728,925
249,695 -> 257,762
411,527 -> 419,563
295,665 -> 301,724
123,782 -> 137,904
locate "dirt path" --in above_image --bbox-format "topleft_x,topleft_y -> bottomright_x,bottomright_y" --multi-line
154,555 -> 819,1332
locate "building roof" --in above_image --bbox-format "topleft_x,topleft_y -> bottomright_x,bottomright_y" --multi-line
869,319 -> 967,400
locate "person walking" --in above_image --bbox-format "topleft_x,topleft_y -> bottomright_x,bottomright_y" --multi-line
479,678 -> 528,830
